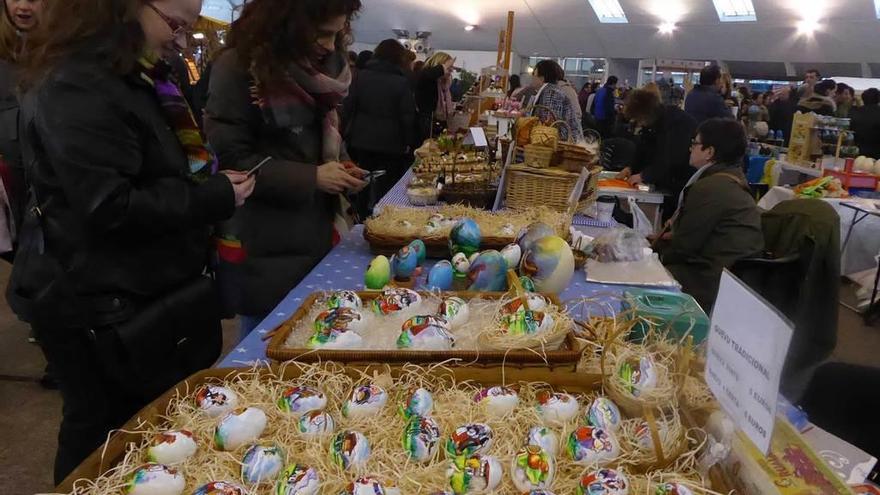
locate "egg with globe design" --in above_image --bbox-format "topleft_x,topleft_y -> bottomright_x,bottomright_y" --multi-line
241,443 -> 285,485
274,464 -> 320,495
365,255 -> 392,290
125,463 -> 185,495
392,245 -> 419,281
191,481 -> 248,495
449,218 -> 482,257
516,222 -> 556,254
577,469 -> 629,495
447,454 -> 503,495
427,260 -> 455,291
519,235 -> 575,294
467,251 -> 508,291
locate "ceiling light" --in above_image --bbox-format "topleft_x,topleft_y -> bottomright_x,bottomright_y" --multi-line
464,25 -> 476,31
192,32 -> 206,40
712,0 -> 756,22
796,18 -> 819,35
587,0 -> 628,23
659,22 -> 676,34
875,0 -> 880,18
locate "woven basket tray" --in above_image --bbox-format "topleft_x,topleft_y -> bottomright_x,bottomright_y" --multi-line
364,229 -> 515,258
504,165 -> 583,213
266,291 -> 582,366
439,183 -> 499,210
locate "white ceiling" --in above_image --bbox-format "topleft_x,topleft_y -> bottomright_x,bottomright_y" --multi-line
201,0 -> 880,63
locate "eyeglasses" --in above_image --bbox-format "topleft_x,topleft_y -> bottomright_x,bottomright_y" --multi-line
146,3 -> 191,38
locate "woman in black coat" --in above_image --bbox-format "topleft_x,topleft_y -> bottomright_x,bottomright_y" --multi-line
414,51 -> 455,144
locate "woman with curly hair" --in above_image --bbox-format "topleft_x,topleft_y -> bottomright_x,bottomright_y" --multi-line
205,0 -> 366,338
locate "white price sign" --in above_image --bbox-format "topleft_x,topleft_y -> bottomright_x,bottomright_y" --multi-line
705,270 -> 793,454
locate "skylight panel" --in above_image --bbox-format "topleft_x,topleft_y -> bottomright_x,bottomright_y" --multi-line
713,0 -> 757,22
588,0 -> 629,24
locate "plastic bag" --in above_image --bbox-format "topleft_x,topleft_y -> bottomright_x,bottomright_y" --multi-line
628,196 -> 654,236
586,227 -> 650,262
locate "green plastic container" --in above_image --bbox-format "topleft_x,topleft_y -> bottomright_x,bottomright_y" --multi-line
621,288 -> 710,344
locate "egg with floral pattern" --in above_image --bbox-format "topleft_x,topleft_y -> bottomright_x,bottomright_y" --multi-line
447,454 -> 503,495
510,446 -> 556,492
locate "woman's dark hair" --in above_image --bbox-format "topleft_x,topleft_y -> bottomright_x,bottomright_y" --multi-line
606,75 -> 618,87
534,60 -> 562,84
508,74 -> 521,97
355,49 -> 372,69
623,88 -> 662,124
699,65 -> 722,86
227,0 -> 362,87
863,88 -> 880,106
696,118 -> 747,165
372,39 -> 411,71
412,60 -> 424,74
814,79 -> 837,97
836,83 -> 854,97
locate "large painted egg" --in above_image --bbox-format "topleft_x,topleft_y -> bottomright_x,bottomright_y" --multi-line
446,423 -> 494,457
409,239 -> 428,266
452,253 -> 471,275
278,386 -> 328,417
438,297 -> 470,328
274,464 -> 320,495
510,446 -> 556,492
473,386 -> 519,417
343,477 -> 401,495
195,385 -> 239,418
214,408 -> 267,451
403,416 -> 442,463
501,244 -> 523,270
527,426 -> 559,457
520,236 -> 575,294
567,426 -> 620,466
191,481 -> 248,495
577,469 -> 629,495
516,223 -> 556,254
587,398 -> 622,432
449,218 -> 482,257
427,261 -> 455,291
298,410 -> 335,437
500,310 -> 555,336
392,245 -> 419,280
398,315 -> 455,350
654,483 -> 694,495
618,357 -> 659,397
400,388 -> 434,420
241,443 -> 285,485
371,288 -> 422,316
330,430 -> 371,470
467,251 -> 508,292
536,391 -> 579,425
147,431 -> 197,465
126,464 -> 185,495
308,311 -> 364,349
324,291 -> 362,311
447,454 -> 503,495
365,255 -> 392,290
343,385 -> 388,419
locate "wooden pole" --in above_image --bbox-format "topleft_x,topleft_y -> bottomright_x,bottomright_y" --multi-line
496,30 -> 505,67
502,11 -> 515,91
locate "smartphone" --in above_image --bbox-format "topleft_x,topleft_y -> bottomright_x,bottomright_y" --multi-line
362,170 -> 387,184
247,156 -> 273,177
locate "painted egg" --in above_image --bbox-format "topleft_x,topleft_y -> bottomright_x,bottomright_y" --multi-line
527,426 -> 559,457
510,446 -> 556,492
449,218 -> 482,257
446,423 -> 494,457
343,477 -> 401,495
587,398 -> 622,432
536,392 -> 579,425
467,251 -> 508,292
501,223 -> 516,236
501,295 -> 550,315
520,276 -> 537,292
195,385 -> 239,418
403,416 -> 442,463
147,431 -> 197,465
324,291 -> 362,311
516,223 -> 556,254
392,245 -> 419,280
278,386 -> 328,417
400,388 -> 434,420
274,464 -> 320,495
577,469 -> 629,495
520,235 -> 575,294
343,385 -> 388,419
308,310 -> 364,349
409,239 -> 427,266
371,288 -> 422,316
654,483 -> 694,495
438,297 -> 470,328
365,255 -> 392,290
473,386 -> 519,417
330,430 -> 371,470
527,492 -> 557,495
427,261 -> 455,291
298,410 -> 335,437
567,426 -> 620,466
126,464 -> 185,495
214,408 -> 267,451
398,315 -> 455,350
468,252 -> 480,266
452,253 -> 471,275
635,420 -> 671,451
501,310 -> 554,336
501,244 -> 523,270
618,357 -> 659,397
191,481 -> 248,495
447,454 -> 503,495
241,443 -> 285,485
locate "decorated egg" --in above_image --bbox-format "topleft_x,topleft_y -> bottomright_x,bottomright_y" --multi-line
520,276 -> 537,292
501,244 -> 523,270
527,426 -> 559,456
446,423 -> 494,457
365,256 -> 392,290
343,385 -> 388,419
241,443 -> 285,485
438,297 -> 470,328
501,223 -> 516,236
511,446 -> 556,492
567,426 -> 620,466
577,469 -> 629,495
654,482 -> 694,495
501,310 -> 554,336
527,492 -> 557,495
400,388 -> 434,420
398,315 -> 456,350
449,218 -> 482,257
403,416 -> 442,462
452,253 -> 471,275
274,464 -> 320,495
447,454 -> 503,495
343,477 -> 401,495
516,223 -> 556,253
214,408 -> 267,451
195,385 -> 239,418
126,464 -> 185,495
147,431 -> 197,465
278,386 -> 328,417
392,245 -> 419,280
587,398 -> 622,432
298,410 -> 336,437
467,251 -> 508,292
520,236 -> 575,294
308,310 -> 364,349
371,288 -> 422,316
618,357 -> 659,397
427,261 -> 455,291
192,481 -> 248,495
468,252 -> 480,266
330,430 -> 371,470
324,291 -> 362,311
635,420 -> 671,451
536,391 -> 579,425
501,295 -> 550,315
409,239 -> 427,266
473,386 -> 519,417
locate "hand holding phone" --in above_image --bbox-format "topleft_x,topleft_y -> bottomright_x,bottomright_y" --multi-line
247,156 -> 273,177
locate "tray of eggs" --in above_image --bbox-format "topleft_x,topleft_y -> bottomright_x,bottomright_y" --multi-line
265,289 -> 583,367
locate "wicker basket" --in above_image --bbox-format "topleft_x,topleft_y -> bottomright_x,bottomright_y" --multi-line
577,167 -> 604,212
556,142 -> 598,173
504,164 -> 584,213
523,143 -> 555,168
440,182 -> 499,209
530,123 -> 559,149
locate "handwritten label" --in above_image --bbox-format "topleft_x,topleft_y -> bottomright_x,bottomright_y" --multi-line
705,271 -> 793,454
469,127 -> 488,148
